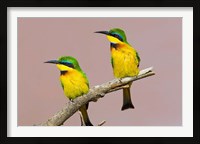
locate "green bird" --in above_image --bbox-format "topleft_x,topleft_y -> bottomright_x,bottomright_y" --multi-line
45,56 -> 93,126
95,28 -> 140,110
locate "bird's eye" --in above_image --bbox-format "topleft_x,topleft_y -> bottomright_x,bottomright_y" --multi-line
65,62 -> 74,68
60,61 -> 74,68
114,34 -> 118,38
113,34 -> 123,41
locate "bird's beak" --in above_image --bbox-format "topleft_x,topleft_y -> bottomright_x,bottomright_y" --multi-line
44,60 -> 59,64
45,60 -> 74,69
94,31 -> 110,35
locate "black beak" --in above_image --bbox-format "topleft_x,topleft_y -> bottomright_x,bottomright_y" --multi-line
94,31 -> 110,35
44,60 -> 74,68
44,60 -> 59,64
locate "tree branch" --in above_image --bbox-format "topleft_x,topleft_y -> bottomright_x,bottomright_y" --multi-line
38,67 -> 155,126
79,111 -> 106,126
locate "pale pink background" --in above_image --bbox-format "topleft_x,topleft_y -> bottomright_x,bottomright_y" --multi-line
18,18 -> 182,126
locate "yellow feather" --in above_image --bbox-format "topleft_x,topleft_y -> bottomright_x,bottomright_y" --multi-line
59,68 -> 89,100
56,64 -> 73,71
107,35 -> 123,44
111,43 -> 139,78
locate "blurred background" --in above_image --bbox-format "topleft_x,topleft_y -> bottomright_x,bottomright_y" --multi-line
18,18 -> 182,126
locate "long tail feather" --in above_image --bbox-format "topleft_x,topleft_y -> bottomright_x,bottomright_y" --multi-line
79,104 -> 93,126
121,87 -> 134,111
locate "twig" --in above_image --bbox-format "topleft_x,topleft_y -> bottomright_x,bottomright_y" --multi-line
38,67 -> 155,126
79,111 -> 106,126
98,120 -> 106,126
79,111 -> 84,126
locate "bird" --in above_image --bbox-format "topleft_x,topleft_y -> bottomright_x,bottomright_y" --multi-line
95,28 -> 140,111
45,56 -> 93,126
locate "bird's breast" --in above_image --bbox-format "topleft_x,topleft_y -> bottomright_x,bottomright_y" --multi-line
111,45 -> 139,78
59,71 -> 89,100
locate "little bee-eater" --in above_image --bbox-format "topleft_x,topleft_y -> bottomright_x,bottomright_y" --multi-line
45,56 -> 93,126
95,28 -> 140,111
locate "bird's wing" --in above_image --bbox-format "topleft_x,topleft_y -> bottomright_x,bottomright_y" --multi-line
82,72 -> 90,87
111,56 -> 114,68
136,51 -> 140,67
60,81 -> 64,90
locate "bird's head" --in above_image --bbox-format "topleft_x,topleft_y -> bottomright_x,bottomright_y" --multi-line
95,28 -> 128,44
45,56 -> 81,72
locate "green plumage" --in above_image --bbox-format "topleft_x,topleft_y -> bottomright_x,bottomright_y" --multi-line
136,51 -> 140,67
96,28 -> 140,111
109,28 -> 140,65
111,57 -> 114,68
109,28 -> 128,44
45,56 -> 92,126
58,56 -> 89,88
58,56 -> 82,72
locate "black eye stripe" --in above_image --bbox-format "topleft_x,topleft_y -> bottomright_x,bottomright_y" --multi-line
60,62 -> 74,68
111,33 -> 123,41
66,63 -> 74,68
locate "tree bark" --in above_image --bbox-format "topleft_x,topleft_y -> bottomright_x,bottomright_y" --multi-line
38,67 -> 155,126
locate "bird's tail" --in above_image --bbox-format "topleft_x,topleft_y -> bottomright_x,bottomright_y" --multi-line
79,104 -> 93,126
121,86 -> 134,111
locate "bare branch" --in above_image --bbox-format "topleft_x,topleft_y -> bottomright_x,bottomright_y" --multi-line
38,67 -> 155,126
79,111 -> 106,126
98,120 -> 106,126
